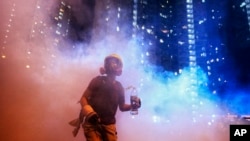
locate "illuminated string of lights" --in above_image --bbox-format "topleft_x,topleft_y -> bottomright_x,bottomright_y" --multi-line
131,0 -> 153,104
26,0 -> 45,69
116,6 -> 121,32
54,1 -> 71,47
29,0 -> 49,42
1,3 -> 16,60
244,0 -> 250,31
28,0 -> 50,60
132,0 -> 138,38
105,0 -> 115,33
186,0 -> 196,68
186,0 -> 200,123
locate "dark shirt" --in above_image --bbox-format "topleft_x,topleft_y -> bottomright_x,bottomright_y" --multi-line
86,76 -> 125,125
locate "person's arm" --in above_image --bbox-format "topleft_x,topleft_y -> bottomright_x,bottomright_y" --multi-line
118,84 -> 141,112
80,88 -> 91,107
118,85 -> 132,112
79,79 -> 98,121
119,103 -> 131,112
80,77 -> 97,108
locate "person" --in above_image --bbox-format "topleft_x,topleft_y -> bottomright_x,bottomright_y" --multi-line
78,54 -> 141,141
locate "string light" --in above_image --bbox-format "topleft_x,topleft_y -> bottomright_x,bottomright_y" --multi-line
1,3 -> 16,60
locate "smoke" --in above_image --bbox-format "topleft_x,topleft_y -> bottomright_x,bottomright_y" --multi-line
0,1 -> 249,141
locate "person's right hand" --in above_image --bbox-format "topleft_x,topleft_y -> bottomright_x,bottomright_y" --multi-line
86,112 -> 100,124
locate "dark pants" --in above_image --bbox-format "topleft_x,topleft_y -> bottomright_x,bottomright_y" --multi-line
83,122 -> 117,141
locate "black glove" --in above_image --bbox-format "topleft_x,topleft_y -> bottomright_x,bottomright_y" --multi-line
86,112 -> 100,124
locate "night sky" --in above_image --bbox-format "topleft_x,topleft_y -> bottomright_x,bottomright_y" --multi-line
225,0 -> 250,87
64,0 -> 250,88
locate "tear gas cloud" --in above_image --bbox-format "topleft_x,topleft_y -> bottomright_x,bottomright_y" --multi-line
0,1 -> 249,141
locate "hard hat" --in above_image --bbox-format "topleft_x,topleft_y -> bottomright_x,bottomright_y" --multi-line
100,54 -> 123,76
104,54 -> 123,67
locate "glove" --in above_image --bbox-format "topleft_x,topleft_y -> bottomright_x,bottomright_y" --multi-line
82,105 -> 100,124
85,112 -> 100,124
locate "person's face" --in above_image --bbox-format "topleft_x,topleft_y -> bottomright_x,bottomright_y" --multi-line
106,58 -> 122,76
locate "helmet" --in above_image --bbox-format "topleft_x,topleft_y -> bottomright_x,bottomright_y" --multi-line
100,54 -> 123,76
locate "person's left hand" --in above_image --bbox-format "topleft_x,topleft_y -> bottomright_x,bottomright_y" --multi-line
132,97 -> 141,109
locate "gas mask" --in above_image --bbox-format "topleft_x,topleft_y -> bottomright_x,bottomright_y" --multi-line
104,54 -> 123,76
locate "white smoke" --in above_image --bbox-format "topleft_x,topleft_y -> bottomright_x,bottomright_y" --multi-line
0,1 -> 247,141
